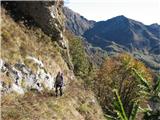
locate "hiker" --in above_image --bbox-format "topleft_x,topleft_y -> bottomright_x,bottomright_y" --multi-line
54,72 -> 64,96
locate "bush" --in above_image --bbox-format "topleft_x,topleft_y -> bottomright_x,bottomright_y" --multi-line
66,31 -> 91,79
78,103 -> 90,114
93,53 -> 153,118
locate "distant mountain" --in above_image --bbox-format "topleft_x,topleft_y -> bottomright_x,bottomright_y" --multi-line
83,15 -> 160,52
63,7 -> 160,72
146,23 -> 160,40
63,7 -> 95,36
83,15 -> 160,71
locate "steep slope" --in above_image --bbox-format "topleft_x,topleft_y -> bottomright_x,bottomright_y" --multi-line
1,3 -> 105,120
83,41 -> 108,67
63,7 -> 95,36
2,1 -> 68,49
146,23 -> 160,39
63,7 -> 107,67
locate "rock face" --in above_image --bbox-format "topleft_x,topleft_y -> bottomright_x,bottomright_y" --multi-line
0,4 -> 75,95
2,1 -> 67,48
63,7 -> 95,36
17,1 -> 64,38
2,1 -> 74,68
0,57 -> 55,95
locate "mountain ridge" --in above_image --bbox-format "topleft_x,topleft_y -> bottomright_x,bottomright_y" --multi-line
63,7 -> 160,72
84,15 -> 160,50
63,7 -> 95,36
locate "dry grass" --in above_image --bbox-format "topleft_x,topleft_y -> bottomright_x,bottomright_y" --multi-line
1,8 -> 68,74
1,91 -> 57,120
1,81 -> 105,120
1,7 -> 105,120
1,8 -> 72,86
0,74 -> 13,86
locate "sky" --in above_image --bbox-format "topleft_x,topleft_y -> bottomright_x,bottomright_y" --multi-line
65,0 -> 160,25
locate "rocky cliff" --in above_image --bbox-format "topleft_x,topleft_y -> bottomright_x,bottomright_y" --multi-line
2,1 -> 67,48
1,2 -> 105,120
1,3 -> 73,96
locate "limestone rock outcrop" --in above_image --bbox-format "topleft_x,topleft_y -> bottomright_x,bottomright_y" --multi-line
0,57 -> 55,95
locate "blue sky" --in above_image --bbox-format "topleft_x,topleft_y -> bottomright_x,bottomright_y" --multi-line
65,0 -> 160,25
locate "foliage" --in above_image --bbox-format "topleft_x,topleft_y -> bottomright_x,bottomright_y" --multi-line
66,31 -> 91,78
105,89 -> 139,120
78,103 -> 90,114
142,75 -> 160,119
143,110 -> 160,120
113,89 -> 129,120
93,53 -> 153,118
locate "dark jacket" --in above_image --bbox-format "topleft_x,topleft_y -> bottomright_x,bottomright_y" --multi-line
55,74 -> 63,87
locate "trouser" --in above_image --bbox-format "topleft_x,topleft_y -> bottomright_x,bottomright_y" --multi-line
55,85 -> 63,96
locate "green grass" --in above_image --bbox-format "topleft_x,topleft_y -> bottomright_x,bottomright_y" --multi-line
78,103 -> 90,113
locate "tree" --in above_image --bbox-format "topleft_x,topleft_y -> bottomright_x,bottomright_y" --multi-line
93,54 -> 153,119
66,31 -> 90,78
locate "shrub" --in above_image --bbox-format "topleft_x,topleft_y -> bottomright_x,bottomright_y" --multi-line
78,103 -> 90,114
93,53 -> 153,118
66,31 -> 91,79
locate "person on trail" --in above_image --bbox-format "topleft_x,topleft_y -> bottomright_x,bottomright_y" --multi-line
54,72 -> 64,96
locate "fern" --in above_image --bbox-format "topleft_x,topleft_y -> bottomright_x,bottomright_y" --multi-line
113,89 -> 128,120
129,102 -> 139,120
104,114 -> 117,120
131,68 -> 151,92
112,89 -> 139,120
154,76 -> 160,94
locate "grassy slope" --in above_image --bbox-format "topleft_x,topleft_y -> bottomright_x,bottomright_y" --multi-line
2,81 -> 105,120
1,8 -> 105,120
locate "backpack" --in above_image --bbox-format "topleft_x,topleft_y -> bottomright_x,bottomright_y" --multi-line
55,75 -> 63,86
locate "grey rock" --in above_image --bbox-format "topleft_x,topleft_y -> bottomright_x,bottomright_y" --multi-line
63,7 -> 95,36
2,1 -> 68,48
0,57 -> 55,95
16,1 -> 64,39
